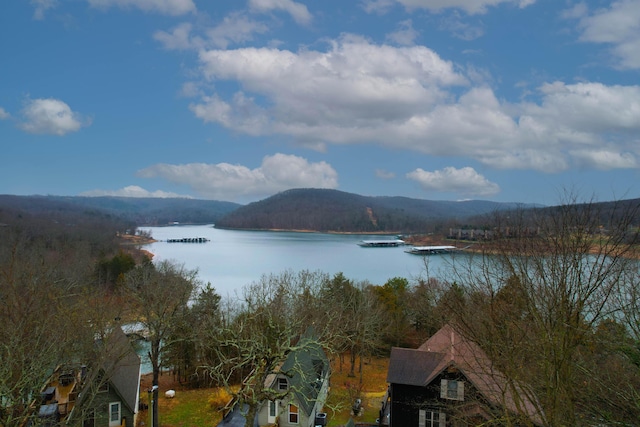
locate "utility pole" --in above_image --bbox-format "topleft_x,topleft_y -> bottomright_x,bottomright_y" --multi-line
148,385 -> 158,427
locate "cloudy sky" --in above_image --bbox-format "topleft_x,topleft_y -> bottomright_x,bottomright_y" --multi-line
1,0 -> 639,205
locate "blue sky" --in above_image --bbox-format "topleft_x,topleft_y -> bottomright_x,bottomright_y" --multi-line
1,0 -> 639,205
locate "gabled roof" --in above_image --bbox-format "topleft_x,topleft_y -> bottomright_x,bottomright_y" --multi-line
106,327 -> 141,414
278,334 -> 329,416
388,324 -> 543,426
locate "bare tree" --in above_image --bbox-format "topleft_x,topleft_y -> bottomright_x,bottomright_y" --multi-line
203,270 -> 329,427
123,259 -> 197,388
319,273 -> 385,380
443,195 -> 640,425
0,226 -> 124,427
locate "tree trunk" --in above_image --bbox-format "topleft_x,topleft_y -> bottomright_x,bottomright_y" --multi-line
150,337 -> 161,387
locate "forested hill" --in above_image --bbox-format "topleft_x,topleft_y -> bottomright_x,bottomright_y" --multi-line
214,188 -> 527,233
0,195 -> 240,226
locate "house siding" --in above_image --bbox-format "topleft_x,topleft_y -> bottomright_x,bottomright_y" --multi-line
256,373 -> 330,427
389,370 -> 492,427
87,387 -> 135,427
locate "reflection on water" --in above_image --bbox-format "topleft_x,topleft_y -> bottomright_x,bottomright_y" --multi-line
139,225 -> 460,298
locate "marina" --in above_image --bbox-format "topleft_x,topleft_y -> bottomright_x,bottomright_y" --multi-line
139,225 -> 465,297
404,245 -> 459,255
357,238 -> 406,247
165,237 -> 210,243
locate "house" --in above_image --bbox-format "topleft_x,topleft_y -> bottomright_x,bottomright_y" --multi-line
36,326 -> 141,427
256,337 -> 330,427
384,324 -> 543,427
216,331 -> 330,427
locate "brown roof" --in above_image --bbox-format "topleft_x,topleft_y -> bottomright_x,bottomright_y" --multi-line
389,324 -> 544,426
386,348 -> 444,386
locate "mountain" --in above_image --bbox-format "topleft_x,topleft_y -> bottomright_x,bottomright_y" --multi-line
0,195 -> 241,226
214,188 -> 533,233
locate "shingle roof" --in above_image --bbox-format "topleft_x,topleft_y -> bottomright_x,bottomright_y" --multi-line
386,348 -> 444,386
97,326 -> 141,414
389,324 -> 544,426
279,334 -> 329,416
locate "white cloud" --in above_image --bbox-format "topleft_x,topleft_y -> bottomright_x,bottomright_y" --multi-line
153,23 -> 201,51
249,0 -> 312,25
407,166 -> 500,196
386,20 -> 420,45
0,107 -> 9,120
31,0 -> 57,20
193,36 -> 467,136
87,0 -> 195,15
189,37 -> 640,174
137,154 -> 338,202
81,185 -> 191,198
570,149 -> 637,170
19,98 -> 89,136
154,13 -> 270,51
571,0 -> 640,69
205,11 -> 270,49
393,0 -> 536,15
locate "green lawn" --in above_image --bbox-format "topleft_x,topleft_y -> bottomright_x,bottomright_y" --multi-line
146,355 -> 389,427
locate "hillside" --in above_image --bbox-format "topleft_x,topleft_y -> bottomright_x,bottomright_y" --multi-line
0,195 -> 240,226
214,188 -> 528,233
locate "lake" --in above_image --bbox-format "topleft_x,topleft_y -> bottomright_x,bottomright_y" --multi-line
138,225 -> 460,298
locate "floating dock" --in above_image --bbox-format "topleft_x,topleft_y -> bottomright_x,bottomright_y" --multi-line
166,237 -> 209,243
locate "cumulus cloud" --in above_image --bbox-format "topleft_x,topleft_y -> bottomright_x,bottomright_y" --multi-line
186,35 -> 640,174
406,166 -> 500,196
569,0 -> 640,69
137,153 -> 338,202
249,0 -> 312,25
87,0 -> 196,15
392,0 -> 536,15
81,185 -> 191,198
192,36 -> 467,146
19,98 -> 89,135
0,107 -> 9,120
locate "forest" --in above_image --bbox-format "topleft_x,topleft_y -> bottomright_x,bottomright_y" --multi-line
2,194 -> 640,426
213,188 -> 528,233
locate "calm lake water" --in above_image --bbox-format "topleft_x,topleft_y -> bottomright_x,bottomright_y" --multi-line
139,225 -> 460,298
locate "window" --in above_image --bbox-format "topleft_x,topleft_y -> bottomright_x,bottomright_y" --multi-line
440,379 -> 464,401
108,402 -> 121,427
288,404 -> 299,424
268,400 -> 278,424
419,409 -> 446,427
277,377 -> 288,391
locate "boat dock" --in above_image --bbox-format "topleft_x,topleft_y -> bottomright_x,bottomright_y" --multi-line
404,245 -> 458,255
358,239 -> 406,247
166,237 -> 209,243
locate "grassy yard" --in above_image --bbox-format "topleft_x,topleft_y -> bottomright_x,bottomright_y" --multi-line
140,354 -> 389,427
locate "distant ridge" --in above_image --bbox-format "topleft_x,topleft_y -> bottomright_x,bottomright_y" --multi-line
0,191 -> 637,233
0,195 -> 241,226
214,188 -> 535,233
